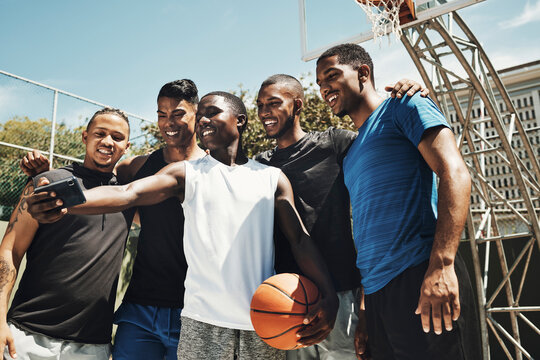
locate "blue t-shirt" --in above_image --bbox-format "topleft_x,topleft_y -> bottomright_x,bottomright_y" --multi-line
343,93 -> 450,295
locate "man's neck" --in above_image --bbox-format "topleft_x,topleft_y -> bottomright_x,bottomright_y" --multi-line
163,138 -> 205,163
210,140 -> 248,166
349,89 -> 385,129
276,123 -> 307,149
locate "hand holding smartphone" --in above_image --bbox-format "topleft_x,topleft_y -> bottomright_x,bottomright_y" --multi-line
34,176 -> 86,208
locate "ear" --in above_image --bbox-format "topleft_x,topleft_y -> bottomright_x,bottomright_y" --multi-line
236,114 -> 247,130
294,99 -> 303,116
82,131 -> 88,144
357,64 -> 371,84
123,142 -> 131,155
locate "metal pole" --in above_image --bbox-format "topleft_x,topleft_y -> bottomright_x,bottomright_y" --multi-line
49,90 -> 58,167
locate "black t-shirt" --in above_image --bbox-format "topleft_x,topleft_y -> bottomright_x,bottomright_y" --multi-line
123,149 -> 187,308
255,127 -> 361,292
8,163 -> 129,344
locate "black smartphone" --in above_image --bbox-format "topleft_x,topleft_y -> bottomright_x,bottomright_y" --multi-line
34,176 -> 86,208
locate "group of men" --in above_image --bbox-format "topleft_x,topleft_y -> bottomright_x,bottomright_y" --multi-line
0,43 -> 481,360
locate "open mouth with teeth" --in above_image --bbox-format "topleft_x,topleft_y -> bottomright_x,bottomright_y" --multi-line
263,119 -> 278,129
326,93 -> 338,108
97,148 -> 113,157
201,128 -> 216,137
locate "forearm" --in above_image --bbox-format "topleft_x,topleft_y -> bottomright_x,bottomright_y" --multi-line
68,174 -> 180,215
0,254 -> 17,320
290,233 -> 336,299
429,167 -> 471,267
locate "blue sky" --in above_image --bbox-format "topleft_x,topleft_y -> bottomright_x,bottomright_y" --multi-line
0,0 -> 539,122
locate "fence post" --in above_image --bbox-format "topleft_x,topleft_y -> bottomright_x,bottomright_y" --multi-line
49,90 -> 58,166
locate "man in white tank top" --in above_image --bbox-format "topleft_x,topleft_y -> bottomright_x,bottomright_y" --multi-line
27,91 -> 339,360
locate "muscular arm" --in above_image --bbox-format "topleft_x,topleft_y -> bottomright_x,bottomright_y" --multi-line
27,162 -> 186,221
416,126 -> 471,334
274,172 -> 338,346
0,181 -> 40,358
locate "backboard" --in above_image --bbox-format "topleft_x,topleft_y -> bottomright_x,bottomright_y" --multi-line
298,0 -> 485,61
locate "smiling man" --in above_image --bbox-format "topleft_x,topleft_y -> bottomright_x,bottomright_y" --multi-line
0,108 -> 131,360
26,92 -> 340,360
254,74 -> 427,360
18,80 -> 207,360
316,43 -> 481,360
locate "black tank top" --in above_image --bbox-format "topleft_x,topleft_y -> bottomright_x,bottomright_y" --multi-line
8,163 -> 129,344
123,149 -> 187,307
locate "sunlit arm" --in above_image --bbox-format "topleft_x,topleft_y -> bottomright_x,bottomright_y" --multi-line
69,161 -> 186,215
274,171 -> 338,346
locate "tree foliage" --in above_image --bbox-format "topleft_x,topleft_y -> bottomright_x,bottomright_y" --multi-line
0,117 -> 85,220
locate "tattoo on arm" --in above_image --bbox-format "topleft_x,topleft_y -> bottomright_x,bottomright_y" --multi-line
5,183 -> 33,235
0,259 -> 15,296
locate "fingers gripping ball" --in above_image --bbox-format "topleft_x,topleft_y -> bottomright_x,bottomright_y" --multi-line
250,273 -> 320,350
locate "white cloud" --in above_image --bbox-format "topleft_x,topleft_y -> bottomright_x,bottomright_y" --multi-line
499,0 -> 540,29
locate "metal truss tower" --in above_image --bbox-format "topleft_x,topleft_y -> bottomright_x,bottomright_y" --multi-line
400,12 -> 539,360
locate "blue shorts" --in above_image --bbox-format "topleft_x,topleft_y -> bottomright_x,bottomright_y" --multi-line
112,302 -> 182,360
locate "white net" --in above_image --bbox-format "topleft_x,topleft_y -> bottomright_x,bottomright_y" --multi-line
356,0 -> 405,43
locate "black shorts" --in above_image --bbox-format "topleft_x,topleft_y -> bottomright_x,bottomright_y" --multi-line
364,253 -> 482,360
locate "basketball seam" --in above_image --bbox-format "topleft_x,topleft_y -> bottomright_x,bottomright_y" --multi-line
258,324 -> 304,340
259,282 -> 310,305
250,309 -> 305,316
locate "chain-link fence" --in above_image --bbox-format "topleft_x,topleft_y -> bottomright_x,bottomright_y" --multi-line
0,70 -> 156,221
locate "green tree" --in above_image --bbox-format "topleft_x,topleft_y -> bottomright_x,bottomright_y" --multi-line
0,117 -> 84,220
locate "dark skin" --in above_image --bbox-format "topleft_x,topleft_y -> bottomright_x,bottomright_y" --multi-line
27,94 -> 339,346
0,114 -> 131,359
256,77 -> 427,359
316,55 -> 471,357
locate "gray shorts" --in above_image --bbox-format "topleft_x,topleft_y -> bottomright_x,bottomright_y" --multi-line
286,288 -> 361,360
178,316 -> 285,360
4,323 -> 111,360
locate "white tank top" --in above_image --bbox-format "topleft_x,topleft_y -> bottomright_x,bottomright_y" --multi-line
181,155 -> 281,330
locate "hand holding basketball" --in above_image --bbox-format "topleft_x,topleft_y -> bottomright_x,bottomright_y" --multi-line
250,273 -> 338,350
296,285 -> 338,347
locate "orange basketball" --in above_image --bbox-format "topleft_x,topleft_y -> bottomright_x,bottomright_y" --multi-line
250,273 -> 320,350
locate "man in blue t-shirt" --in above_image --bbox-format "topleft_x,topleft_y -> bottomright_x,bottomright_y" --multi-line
315,43 -> 481,359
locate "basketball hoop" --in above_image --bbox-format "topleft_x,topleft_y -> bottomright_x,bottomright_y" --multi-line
355,0 -> 416,43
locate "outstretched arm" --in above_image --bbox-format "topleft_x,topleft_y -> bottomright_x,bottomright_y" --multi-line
415,126 -> 471,334
274,171 -> 338,346
0,181 -> 40,358
26,162 -> 187,222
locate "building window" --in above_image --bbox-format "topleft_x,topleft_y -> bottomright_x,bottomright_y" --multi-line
524,98 -> 528,107
526,111 -> 530,120
518,99 -> 522,108
532,110 -> 536,119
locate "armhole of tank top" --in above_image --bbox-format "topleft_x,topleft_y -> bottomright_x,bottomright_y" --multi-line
182,160 -> 193,205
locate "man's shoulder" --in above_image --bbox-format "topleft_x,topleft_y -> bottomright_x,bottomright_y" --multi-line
116,153 -> 153,183
35,166 -> 75,184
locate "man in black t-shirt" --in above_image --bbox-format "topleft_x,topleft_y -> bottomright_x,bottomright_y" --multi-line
18,80 -> 207,360
254,74 -> 427,360
0,108 -> 131,360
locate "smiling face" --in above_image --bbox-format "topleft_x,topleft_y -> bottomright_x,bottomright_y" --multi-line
157,97 -> 197,147
195,95 -> 242,151
316,55 -> 363,117
83,114 -> 130,172
256,84 -> 297,139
